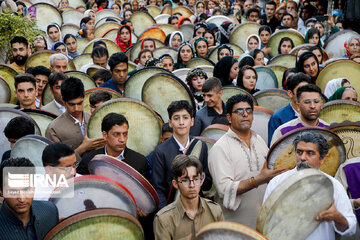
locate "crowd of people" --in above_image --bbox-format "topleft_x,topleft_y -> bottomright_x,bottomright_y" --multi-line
0,0 -> 360,239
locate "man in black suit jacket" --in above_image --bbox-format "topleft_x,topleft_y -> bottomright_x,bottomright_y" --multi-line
0,157 -> 59,240
152,100 -> 212,209
79,113 -> 150,180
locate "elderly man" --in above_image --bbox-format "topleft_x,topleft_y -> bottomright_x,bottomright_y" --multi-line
208,94 -> 284,229
270,84 -> 329,146
263,132 -> 357,240
49,53 -> 68,73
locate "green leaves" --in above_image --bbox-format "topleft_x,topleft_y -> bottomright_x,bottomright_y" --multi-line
0,11 -> 42,62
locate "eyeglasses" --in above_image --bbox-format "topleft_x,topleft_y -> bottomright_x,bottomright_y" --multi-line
232,108 -> 253,115
177,177 -> 202,187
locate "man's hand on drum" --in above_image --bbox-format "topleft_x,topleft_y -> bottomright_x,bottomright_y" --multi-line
256,161 -> 287,185
316,201 -> 349,232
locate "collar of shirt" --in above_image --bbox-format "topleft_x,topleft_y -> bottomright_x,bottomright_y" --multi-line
289,103 -> 300,117
173,136 -> 190,153
69,112 -> 86,137
176,196 -> 205,220
54,99 -> 66,113
207,101 -> 226,117
104,145 -> 125,161
1,201 -> 36,227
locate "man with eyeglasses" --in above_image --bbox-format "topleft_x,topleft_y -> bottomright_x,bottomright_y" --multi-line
270,84 -> 329,146
154,154 -> 223,240
34,142 -> 79,201
208,94 -> 285,229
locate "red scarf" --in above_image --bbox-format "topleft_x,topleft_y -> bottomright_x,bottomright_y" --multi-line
115,25 -> 133,52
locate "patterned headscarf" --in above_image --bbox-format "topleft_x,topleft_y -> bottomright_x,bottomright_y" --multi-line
177,42 -> 196,64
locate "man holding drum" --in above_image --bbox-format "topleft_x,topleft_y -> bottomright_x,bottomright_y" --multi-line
208,94 -> 285,229
263,132 -> 357,239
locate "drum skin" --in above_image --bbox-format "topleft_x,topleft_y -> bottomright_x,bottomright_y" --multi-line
25,50 -> 76,71
230,23 -> 261,52
89,155 -> 159,214
0,64 -> 18,104
208,43 -> 244,64
130,39 -> 165,62
328,122 -> 360,160
257,169 -> 333,240
319,100 -> 360,125
251,106 -> 273,145
49,175 -> 137,219
88,98 -> 162,157
130,11 -> 156,37
268,54 -> 297,69
254,89 -> 290,113
0,76 -> 11,103
254,66 -> 278,90
21,109 -> 57,136
44,208 -> 144,240
200,124 -> 229,142
221,86 -> 258,106
83,88 -> 122,114
267,127 -> 346,176
186,57 -> 215,68
196,221 -> 268,240
267,30 -> 304,58
32,3 -> 62,32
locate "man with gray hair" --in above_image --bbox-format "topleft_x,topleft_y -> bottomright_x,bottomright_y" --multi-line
263,131 -> 357,240
50,53 -> 68,73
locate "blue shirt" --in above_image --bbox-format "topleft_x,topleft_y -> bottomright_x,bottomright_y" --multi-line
267,103 -> 297,146
99,78 -> 124,95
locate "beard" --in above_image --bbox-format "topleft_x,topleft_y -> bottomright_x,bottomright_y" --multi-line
296,161 -> 312,171
14,55 -> 28,66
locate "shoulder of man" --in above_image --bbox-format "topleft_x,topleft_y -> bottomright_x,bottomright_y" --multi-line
155,201 -> 177,218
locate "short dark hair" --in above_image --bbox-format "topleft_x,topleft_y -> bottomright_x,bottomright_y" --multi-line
27,66 -> 51,78
14,74 -> 36,89
202,77 -> 222,93
92,46 -> 109,59
0,158 -> 35,191
48,72 -> 68,88
226,94 -> 254,115
162,122 -> 173,134
246,7 -> 260,18
265,1 -> 276,9
42,143 -> 75,167
171,154 -> 203,179
93,40 -> 107,49
296,84 -> 322,102
293,131 -> 329,159
281,13 -> 294,22
92,69 -> 112,82
89,90 -> 112,107
108,52 -> 128,71
286,72 -> 311,92
61,77 -> 85,102
167,100 -> 193,120
101,113 -> 129,132
10,36 -> 28,48
4,116 -> 35,139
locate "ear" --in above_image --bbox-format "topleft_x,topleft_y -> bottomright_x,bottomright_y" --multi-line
319,156 -> 326,165
168,119 -> 173,128
218,90 -> 223,97
102,131 -> 107,140
172,179 -> 179,190
287,89 -> 293,98
226,113 -> 232,124
296,101 -> 300,112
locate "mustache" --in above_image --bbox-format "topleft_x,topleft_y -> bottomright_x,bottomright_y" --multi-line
296,161 -> 312,170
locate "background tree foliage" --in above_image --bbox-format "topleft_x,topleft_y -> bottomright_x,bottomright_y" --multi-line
0,10 -> 42,63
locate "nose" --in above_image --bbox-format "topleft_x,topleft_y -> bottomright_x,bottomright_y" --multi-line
75,104 -> 81,112
309,101 -> 315,108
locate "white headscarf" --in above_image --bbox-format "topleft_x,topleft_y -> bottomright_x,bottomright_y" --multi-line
169,31 -> 185,49
245,34 -> 261,54
324,78 -> 349,98
46,23 -> 62,48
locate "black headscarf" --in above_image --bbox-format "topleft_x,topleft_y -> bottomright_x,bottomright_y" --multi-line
213,56 -> 237,86
215,21 -> 235,45
296,51 -> 319,84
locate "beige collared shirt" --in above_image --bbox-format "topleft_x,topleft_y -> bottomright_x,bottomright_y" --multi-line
154,197 -> 223,240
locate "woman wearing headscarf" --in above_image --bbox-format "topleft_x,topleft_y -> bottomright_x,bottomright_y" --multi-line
194,37 -> 208,58
324,78 -> 351,98
84,9 -> 95,21
186,68 -> 208,111
174,42 -> 195,70
217,44 -> 233,61
46,23 -> 62,48
213,56 -> 238,86
304,27 -> 322,48
169,31 -> 184,49
245,34 -> 261,54
328,87 -> 357,102
296,51 -> 319,84
215,21 -> 235,45
63,34 -> 79,59
115,25 -> 133,52
51,42 -> 68,57
343,37 -> 360,59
